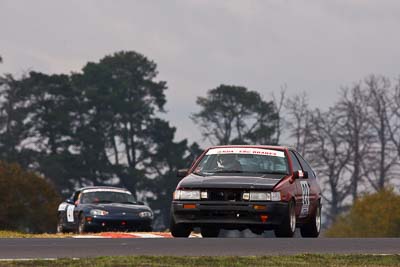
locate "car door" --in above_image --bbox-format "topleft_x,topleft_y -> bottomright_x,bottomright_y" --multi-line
288,150 -> 308,218
64,191 -> 80,228
294,151 -> 320,218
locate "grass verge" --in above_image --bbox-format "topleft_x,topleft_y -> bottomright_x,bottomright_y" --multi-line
0,231 -> 72,238
0,254 -> 399,267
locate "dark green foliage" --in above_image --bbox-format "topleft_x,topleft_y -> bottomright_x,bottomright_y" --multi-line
0,51 -> 201,230
21,72 -> 81,192
143,120 -> 203,227
0,161 -> 61,233
72,51 -> 169,192
192,85 -> 278,145
0,74 -> 34,168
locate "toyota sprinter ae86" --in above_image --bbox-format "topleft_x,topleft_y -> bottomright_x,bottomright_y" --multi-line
170,145 -> 321,238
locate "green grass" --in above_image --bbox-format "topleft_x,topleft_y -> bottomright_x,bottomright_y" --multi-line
0,255 -> 399,267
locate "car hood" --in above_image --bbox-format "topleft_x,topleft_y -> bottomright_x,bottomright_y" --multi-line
82,203 -> 151,213
178,173 -> 287,190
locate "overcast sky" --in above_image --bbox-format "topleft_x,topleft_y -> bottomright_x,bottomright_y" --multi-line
1,0 -> 400,145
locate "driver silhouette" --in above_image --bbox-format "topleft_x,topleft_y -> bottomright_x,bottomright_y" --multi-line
217,154 -> 242,171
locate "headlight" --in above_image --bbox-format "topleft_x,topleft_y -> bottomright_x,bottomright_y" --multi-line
247,191 -> 281,201
173,190 -> 201,200
271,192 -> 281,201
90,209 -> 109,216
139,211 -> 153,218
250,192 -> 271,201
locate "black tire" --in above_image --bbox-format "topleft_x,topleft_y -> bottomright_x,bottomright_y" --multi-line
201,226 -> 220,238
274,200 -> 296,238
170,216 -> 191,238
300,202 -> 321,238
78,213 -> 88,234
56,215 -> 68,233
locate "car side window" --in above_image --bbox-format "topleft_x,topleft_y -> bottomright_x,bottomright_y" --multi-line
72,191 -> 80,202
294,151 -> 316,179
289,151 -> 302,172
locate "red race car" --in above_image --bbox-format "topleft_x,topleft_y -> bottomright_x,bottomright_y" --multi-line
170,145 -> 321,238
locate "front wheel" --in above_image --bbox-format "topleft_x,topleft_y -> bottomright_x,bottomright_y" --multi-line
170,216 -> 191,238
274,200 -> 296,237
300,202 -> 321,238
77,214 -> 89,234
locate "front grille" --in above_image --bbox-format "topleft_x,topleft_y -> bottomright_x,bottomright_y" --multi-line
207,189 -> 244,202
200,210 -> 252,219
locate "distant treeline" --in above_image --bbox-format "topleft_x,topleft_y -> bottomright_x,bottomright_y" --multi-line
0,51 -> 399,229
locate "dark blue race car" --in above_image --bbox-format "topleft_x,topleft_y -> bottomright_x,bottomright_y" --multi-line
56,186 -> 153,233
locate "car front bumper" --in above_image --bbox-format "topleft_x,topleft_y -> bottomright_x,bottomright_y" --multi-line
171,200 -> 288,229
84,216 -> 152,231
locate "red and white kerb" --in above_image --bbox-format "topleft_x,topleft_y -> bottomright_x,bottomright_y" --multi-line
206,148 -> 285,158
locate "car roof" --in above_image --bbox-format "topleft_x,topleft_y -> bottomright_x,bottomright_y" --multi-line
206,145 -> 294,151
77,186 -> 129,192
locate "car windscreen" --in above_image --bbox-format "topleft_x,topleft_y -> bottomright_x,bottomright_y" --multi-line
80,190 -> 136,204
193,148 -> 289,177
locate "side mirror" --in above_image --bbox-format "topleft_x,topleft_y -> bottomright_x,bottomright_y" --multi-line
65,198 -> 74,204
137,201 -> 145,205
294,170 -> 308,179
177,168 -> 188,178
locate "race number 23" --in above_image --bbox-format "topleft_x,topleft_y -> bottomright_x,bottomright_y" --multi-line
300,181 -> 310,218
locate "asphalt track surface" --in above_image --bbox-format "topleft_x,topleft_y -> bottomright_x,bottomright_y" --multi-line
0,238 -> 399,259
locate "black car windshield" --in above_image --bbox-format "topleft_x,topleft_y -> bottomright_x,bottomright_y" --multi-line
193,148 -> 289,177
80,190 -> 136,204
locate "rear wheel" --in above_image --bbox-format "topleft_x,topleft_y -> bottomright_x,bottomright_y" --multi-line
274,200 -> 296,237
56,215 -> 68,233
201,226 -> 220,238
300,202 -> 321,238
170,217 -> 191,238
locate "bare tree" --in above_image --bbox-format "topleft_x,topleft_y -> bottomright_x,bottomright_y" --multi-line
336,84 -> 374,201
285,92 -> 312,156
308,109 -> 352,223
272,86 -> 286,145
387,77 -> 400,162
363,75 -> 397,190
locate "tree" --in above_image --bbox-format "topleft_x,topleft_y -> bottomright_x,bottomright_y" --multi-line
271,86 -> 286,145
20,72 -> 82,193
143,119 -> 203,228
307,109 -> 352,223
285,92 -> 312,156
363,75 -> 397,191
192,85 -> 278,145
336,84 -> 373,201
71,51 -> 169,194
0,51 -> 200,230
0,74 -> 35,168
0,161 -> 60,233
387,77 -> 400,163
